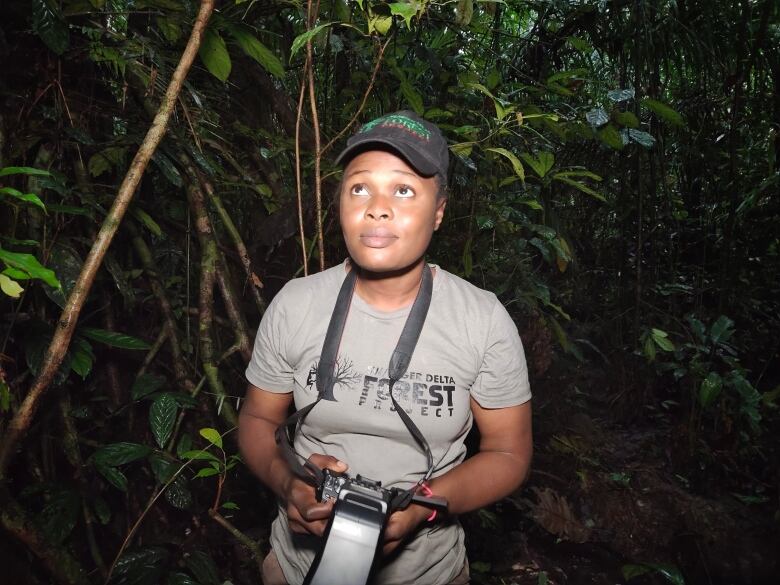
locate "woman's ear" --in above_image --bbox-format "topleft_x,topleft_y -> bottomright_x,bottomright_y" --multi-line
433,198 -> 447,231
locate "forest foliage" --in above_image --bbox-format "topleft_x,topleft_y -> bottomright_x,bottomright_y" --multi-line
0,0 -> 778,584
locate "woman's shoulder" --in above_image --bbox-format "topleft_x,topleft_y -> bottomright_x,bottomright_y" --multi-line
433,265 -> 500,310
273,261 -> 347,309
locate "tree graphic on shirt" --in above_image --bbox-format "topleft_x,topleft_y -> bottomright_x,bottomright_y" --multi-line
307,356 -> 360,401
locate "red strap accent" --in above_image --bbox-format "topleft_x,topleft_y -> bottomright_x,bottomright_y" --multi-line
419,483 -> 437,522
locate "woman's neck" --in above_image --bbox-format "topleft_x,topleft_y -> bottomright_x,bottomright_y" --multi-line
351,260 -> 428,312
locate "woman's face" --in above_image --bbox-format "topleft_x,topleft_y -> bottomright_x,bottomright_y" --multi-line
339,150 -> 446,275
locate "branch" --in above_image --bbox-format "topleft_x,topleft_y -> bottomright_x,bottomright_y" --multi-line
295,60 -> 309,276
185,179 -> 238,426
306,0 -> 325,271
0,0 -> 216,478
208,509 -> 264,574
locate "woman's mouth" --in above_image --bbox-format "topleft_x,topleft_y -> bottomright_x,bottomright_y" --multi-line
359,228 -> 398,248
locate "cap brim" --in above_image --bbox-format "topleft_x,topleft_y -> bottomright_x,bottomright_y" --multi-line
335,138 -> 439,177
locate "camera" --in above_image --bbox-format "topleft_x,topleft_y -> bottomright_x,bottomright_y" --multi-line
305,470 -> 392,585
316,469 -> 390,505
304,470 -> 447,585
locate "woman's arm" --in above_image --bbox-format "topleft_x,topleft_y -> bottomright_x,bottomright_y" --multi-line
238,384 -> 347,535
383,398 -> 532,553
428,398 -> 532,512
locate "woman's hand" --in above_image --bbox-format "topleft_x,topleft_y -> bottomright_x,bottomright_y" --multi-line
284,454 -> 348,537
381,503 -> 431,555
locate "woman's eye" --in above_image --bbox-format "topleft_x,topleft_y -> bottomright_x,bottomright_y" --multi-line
350,184 -> 369,196
395,185 -> 415,198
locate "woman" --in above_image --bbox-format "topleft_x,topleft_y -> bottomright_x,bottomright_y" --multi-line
238,112 -> 532,585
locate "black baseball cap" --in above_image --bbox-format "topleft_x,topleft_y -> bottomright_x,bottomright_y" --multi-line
336,111 -> 449,180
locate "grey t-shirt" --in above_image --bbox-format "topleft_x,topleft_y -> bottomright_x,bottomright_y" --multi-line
246,261 -> 531,585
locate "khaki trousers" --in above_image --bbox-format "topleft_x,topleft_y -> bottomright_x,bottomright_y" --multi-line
262,549 -> 470,585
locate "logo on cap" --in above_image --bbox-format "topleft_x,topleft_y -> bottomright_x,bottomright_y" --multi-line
359,114 -> 431,142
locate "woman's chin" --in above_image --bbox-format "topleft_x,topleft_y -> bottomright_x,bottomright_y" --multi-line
347,253 -> 423,278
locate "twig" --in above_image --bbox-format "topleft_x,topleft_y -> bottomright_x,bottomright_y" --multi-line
306,0 -> 325,271
294,59 -> 309,276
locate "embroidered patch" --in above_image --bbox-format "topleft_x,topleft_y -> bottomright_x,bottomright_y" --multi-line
359,114 -> 431,141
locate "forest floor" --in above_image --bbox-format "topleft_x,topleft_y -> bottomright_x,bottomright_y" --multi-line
462,361 -> 779,585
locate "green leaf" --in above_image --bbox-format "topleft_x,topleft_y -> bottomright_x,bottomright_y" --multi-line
0,187 -> 46,211
607,88 -> 635,102
0,166 -> 52,178
195,467 -> 221,478
88,146 -> 127,177
131,207 -> 162,237
45,245 -> 82,308
148,453 -> 176,484
32,0 -> 70,55
628,128 -> 655,148
0,274 -> 24,298
199,427 -> 223,449
553,174 -> 606,202
156,16 -> 181,43
520,152 -> 554,178
643,335 -> 657,362
79,327 -> 151,349
70,338 -> 94,379
290,23 -> 334,60
642,98 -> 684,127
400,81 -> 424,115
113,548 -> 169,585
651,328 -> 675,351
699,372 -> 723,408
566,36 -> 592,53
168,573 -> 199,585
151,151 -> 183,187
554,169 -> 602,181
199,27 -> 231,82
455,0 -> 474,26
598,124 -> 624,149
150,394 -> 177,449
164,475 -> 192,509
615,111 -> 640,128
389,3 -> 419,29
486,147 -> 525,184
228,26 -> 284,79
132,374 -> 167,400
585,107 -> 609,127
221,501 -> 240,510
183,551 -> 220,585
368,15 -> 393,35
709,315 -> 734,344
181,450 -> 220,462
92,442 -> 151,466
622,564 -> 652,580
95,463 -> 128,491
36,489 -> 80,544
644,563 -> 686,585
180,450 -> 220,463
0,248 -> 60,288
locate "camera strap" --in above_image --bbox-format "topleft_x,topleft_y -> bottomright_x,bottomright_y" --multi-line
276,263 -> 436,506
